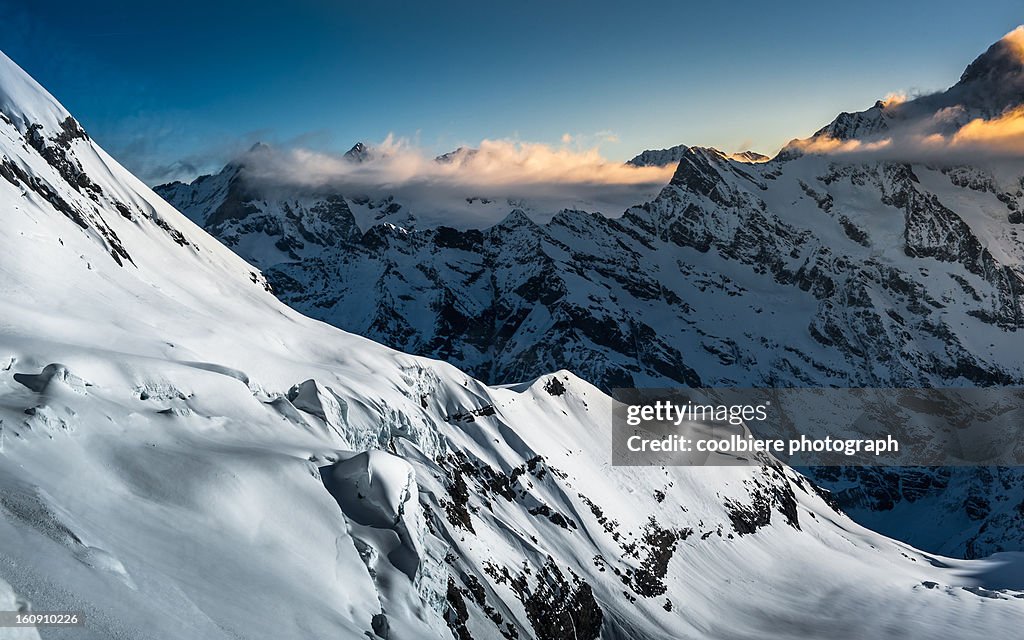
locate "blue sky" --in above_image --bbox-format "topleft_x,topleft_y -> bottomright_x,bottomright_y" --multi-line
1,0 -> 1021,184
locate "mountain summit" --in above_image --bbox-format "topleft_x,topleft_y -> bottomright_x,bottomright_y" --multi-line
960,25 -> 1024,84
805,25 -> 1024,146
344,141 -> 371,162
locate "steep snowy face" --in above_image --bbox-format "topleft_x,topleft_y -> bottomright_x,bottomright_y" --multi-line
0,51 -> 70,134
965,26 -> 1024,76
3,48 -> 1024,640
0,50 -> 273,286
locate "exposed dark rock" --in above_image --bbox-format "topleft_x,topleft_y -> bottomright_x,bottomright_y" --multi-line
542,376 -> 566,396
444,576 -> 473,640
726,468 -> 801,536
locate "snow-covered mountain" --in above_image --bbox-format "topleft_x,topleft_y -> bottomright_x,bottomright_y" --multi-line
626,144 -> 692,167
3,45 -> 1024,640
627,144 -> 769,167
156,29 -> 1024,560
801,27 -> 1024,147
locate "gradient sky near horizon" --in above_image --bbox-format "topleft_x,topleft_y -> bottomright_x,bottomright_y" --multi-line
1,0 -> 1022,184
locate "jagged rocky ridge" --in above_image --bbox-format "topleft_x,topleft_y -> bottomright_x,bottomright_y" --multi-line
627,144 -> 768,167
158,150 -> 1024,391
157,31 -> 1024,560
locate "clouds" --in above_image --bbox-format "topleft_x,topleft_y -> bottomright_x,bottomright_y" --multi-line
241,135 -> 674,193
880,92 -> 909,107
245,135 -> 672,188
947,105 -> 1024,153
231,136 -> 676,227
790,104 -> 1024,165
788,135 -> 892,156
999,25 -> 1024,63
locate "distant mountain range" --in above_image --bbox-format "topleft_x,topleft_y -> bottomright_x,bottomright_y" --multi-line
155,29 -> 1024,559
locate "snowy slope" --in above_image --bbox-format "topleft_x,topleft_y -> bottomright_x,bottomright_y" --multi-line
2,49 -> 1023,640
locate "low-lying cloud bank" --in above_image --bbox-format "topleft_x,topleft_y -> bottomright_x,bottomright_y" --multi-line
234,136 -> 677,227
243,135 -> 674,189
789,105 -> 1024,164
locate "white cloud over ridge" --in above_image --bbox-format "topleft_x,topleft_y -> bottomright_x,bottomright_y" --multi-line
789,105 -> 1024,164
243,135 -> 674,190
237,136 -> 677,228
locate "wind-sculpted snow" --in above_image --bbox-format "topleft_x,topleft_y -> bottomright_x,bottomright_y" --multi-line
3,46 -> 1024,639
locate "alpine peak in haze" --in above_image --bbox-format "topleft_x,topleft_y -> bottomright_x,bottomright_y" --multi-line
3,36 -> 1024,640
960,25 -> 1024,84
344,141 -> 371,162
794,26 -> 1024,148
627,144 -> 769,167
